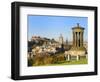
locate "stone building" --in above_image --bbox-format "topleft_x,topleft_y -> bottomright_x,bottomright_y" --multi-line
71,23 -> 86,52
65,23 -> 87,61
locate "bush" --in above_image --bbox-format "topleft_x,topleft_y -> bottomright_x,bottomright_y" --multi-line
43,55 -> 53,65
56,55 -> 65,61
33,55 -> 44,66
31,53 -> 65,66
28,59 -> 33,66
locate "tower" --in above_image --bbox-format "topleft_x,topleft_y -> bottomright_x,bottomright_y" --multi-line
65,23 -> 87,60
71,23 -> 86,51
59,34 -> 64,44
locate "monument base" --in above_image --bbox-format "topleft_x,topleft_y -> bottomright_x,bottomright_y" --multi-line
65,46 -> 87,56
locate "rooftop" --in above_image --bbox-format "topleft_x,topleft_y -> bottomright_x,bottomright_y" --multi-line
72,23 -> 84,30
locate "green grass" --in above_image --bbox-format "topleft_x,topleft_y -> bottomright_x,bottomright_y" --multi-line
29,52 -> 88,66
32,58 -> 88,66
46,59 -> 87,66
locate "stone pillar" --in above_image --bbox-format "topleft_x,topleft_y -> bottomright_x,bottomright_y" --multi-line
80,32 -> 82,47
74,31 -> 77,47
78,32 -> 80,47
78,32 -> 79,47
76,32 -> 79,47
76,32 -> 77,47
76,55 -> 80,61
80,32 -> 83,47
68,54 -> 71,61
73,31 -> 75,46
75,32 -> 76,47
81,32 -> 83,46
80,32 -> 81,47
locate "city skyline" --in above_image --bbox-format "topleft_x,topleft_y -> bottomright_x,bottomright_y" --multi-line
28,15 -> 88,42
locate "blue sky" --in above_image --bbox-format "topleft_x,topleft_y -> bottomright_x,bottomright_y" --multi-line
28,15 -> 88,41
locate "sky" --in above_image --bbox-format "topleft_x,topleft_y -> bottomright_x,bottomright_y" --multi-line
28,15 -> 88,42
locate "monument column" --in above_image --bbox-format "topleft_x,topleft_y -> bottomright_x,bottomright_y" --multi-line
75,32 -> 76,47
75,32 -> 77,47
82,32 -> 83,46
77,32 -> 79,47
73,31 -> 75,46
78,32 -> 80,47
80,32 -> 81,47
80,32 -> 83,47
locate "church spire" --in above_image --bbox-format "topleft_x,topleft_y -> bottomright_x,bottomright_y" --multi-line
59,34 -> 63,44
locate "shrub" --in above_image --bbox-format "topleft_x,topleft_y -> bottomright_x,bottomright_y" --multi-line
32,53 -> 65,66
28,59 -> 33,66
43,55 -> 53,65
33,55 -> 44,66
56,55 -> 65,61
